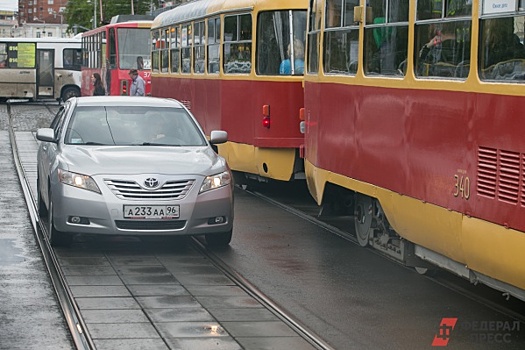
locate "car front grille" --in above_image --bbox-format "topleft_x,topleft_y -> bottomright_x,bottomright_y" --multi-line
104,179 -> 194,200
115,220 -> 186,230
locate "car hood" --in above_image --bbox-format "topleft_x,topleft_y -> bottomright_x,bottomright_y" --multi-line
61,145 -> 224,175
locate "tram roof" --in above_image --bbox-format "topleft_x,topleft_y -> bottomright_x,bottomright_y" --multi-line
152,0 -> 257,29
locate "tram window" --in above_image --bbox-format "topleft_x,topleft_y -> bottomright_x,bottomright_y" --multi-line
194,21 -> 205,74
223,14 -> 252,74
181,24 -> 191,74
256,10 -> 307,76
414,0 -> 472,79
151,30 -> 160,72
479,16 -> 525,81
170,26 -> 180,73
417,0 -> 472,20
415,21 -> 471,78
208,17 -> 220,74
160,28 -> 169,73
308,0 -> 322,74
364,0 -> 409,76
109,29 -> 117,69
324,0 -> 359,75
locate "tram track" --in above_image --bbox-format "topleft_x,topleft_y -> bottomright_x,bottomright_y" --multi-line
8,100 -> 523,348
7,101 -> 332,350
7,102 -> 95,350
192,235 -> 334,350
245,185 -> 525,325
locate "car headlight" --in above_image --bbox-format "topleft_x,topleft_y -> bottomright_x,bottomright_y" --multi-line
199,171 -> 231,193
58,169 -> 101,194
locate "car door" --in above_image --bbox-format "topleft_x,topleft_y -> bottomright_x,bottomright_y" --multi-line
38,105 -> 68,206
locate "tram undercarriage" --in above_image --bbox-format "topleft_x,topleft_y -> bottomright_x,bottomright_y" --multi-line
320,186 -> 525,302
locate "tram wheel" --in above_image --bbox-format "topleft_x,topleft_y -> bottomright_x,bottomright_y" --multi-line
48,200 -> 72,247
414,266 -> 437,276
354,194 -> 373,247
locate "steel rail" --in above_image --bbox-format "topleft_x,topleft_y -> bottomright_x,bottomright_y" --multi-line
191,235 -> 335,350
247,187 -> 525,325
8,103 -> 95,350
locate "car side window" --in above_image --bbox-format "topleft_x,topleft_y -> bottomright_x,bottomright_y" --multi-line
50,106 -> 68,140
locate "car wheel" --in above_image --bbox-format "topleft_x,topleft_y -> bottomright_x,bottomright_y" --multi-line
48,199 -> 72,247
205,230 -> 232,247
37,176 -> 48,218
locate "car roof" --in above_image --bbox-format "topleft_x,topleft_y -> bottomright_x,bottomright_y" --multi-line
70,96 -> 186,109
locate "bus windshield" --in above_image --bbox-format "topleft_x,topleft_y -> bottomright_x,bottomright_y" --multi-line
118,28 -> 152,70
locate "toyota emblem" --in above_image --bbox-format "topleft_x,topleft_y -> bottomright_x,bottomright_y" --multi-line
144,178 -> 159,188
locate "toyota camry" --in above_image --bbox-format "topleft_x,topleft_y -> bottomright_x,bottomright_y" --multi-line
36,96 -> 234,247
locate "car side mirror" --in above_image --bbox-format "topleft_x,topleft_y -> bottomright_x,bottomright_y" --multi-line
209,130 -> 227,145
36,128 -> 56,143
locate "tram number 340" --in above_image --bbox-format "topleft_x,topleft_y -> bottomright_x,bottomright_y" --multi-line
453,174 -> 470,199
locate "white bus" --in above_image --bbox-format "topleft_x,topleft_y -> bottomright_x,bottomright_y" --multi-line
0,37 -> 82,103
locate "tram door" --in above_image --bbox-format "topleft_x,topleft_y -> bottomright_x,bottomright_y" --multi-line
37,49 -> 54,98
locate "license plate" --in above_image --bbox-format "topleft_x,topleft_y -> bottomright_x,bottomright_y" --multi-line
123,205 -> 180,219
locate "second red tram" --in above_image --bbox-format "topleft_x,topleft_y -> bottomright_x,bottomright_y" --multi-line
81,16 -> 153,96
150,0 -> 308,183
304,0 -> 525,302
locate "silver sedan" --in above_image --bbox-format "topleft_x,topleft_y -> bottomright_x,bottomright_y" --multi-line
36,96 -> 234,247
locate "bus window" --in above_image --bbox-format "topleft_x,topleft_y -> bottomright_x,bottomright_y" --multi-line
118,28 -> 152,70
364,0 -> 409,76
414,0 -> 471,78
0,43 -> 7,68
479,15 -> 525,81
194,21 -> 205,74
223,14 -> 252,74
207,17 -> 220,74
256,10 -> 307,76
63,48 -> 81,70
323,0 -> 359,75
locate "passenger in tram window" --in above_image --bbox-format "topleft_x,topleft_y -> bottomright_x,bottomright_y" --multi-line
480,17 -> 525,70
279,39 -> 305,75
417,21 -> 470,77
137,56 -> 144,70
92,73 -> 106,96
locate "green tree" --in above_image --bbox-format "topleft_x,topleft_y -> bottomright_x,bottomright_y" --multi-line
64,0 -> 155,34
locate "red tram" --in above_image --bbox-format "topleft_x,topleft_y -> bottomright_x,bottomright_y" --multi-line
81,15 -> 153,96
150,0 -> 308,182
304,0 -> 525,301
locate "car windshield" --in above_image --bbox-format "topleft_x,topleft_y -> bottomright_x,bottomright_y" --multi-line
64,106 -> 207,146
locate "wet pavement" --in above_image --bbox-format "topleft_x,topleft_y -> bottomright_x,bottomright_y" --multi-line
2,102 -> 525,350
0,103 -> 74,349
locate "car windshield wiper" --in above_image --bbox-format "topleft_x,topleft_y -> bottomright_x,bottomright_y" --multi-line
84,142 -> 107,145
140,142 -> 179,146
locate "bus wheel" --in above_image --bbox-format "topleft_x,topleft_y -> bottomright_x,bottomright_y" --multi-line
61,86 -> 80,102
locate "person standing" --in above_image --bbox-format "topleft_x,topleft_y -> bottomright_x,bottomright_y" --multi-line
91,73 -> 106,96
128,69 -> 145,96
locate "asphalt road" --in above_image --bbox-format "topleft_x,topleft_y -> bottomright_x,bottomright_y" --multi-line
2,100 -> 525,350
